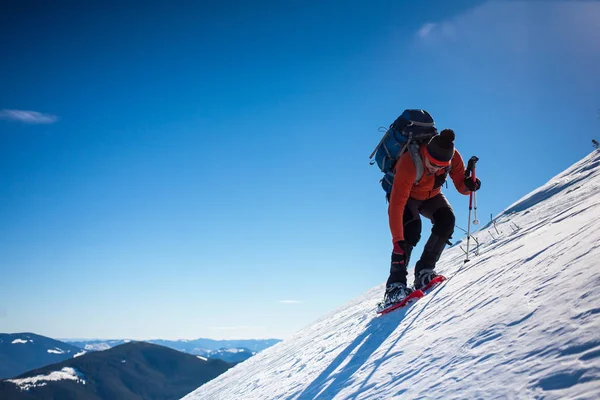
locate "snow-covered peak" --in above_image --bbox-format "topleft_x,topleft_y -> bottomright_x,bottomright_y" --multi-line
7,367 -> 86,391
183,151 -> 600,399
223,348 -> 244,354
83,343 -> 111,351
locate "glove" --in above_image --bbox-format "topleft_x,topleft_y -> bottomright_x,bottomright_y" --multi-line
466,156 -> 479,173
464,177 -> 481,192
391,241 -> 408,267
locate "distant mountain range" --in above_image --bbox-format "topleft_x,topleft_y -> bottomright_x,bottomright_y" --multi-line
0,332 -> 282,398
64,337 -> 281,363
0,333 -> 84,379
204,347 -> 256,364
0,341 -> 232,400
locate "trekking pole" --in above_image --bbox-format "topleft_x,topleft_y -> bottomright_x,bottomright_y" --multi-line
464,156 -> 479,263
473,190 -> 479,225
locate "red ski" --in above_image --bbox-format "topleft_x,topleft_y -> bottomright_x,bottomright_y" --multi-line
420,275 -> 447,292
376,275 -> 446,315
377,289 -> 424,315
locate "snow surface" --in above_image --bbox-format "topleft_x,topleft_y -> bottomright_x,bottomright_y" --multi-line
47,348 -> 64,354
197,356 -> 208,361
183,151 -> 600,400
224,348 -> 245,353
84,343 -> 111,351
7,367 -> 86,391
11,339 -> 29,344
73,350 -> 86,358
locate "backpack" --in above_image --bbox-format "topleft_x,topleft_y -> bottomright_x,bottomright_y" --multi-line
369,109 -> 438,198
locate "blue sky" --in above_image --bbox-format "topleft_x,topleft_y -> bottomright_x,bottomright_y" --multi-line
1,0 -> 599,340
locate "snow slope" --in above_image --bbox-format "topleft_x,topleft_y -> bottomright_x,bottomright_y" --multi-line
183,151 -> 600,400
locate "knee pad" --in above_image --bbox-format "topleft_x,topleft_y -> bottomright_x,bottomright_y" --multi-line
432,207 -> 455,239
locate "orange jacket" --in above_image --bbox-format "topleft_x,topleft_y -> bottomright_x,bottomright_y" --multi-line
388,145 -> 471,243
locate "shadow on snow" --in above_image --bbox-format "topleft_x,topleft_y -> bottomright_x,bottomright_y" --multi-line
296,285 -> 447,400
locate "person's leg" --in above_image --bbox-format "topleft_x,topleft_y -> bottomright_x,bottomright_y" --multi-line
414,193 -> 455,280
386,198 -> 422,287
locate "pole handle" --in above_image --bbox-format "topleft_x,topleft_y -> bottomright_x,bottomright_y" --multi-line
465,156 -> 479,178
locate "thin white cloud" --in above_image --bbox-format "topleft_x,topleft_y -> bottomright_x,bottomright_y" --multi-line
415,1 -> 600,54
417,23 -> 437,38
410,0 -> 600,90
279,300 -> 302,304
0,109 -> 59,124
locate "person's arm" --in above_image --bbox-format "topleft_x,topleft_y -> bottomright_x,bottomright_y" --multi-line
388,153 -> 416,243
449,150 -> 471,195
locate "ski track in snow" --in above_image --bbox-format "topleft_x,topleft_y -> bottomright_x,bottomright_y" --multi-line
183,151 -> 600,400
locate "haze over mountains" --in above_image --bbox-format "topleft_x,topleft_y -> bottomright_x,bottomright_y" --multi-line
1,332 -> 280,399
63,338 -> 280,365
0,341 -> 232,400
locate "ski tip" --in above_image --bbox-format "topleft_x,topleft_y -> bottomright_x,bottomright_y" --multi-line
420,275 -> 447,292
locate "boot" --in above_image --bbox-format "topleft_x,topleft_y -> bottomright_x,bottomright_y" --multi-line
383,282 -> 414,308
414,268 -> 442,290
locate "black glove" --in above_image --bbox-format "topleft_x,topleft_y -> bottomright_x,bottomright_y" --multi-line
391,241 -> 408,267
464,177 -> 481,192
466,156 -> 479,173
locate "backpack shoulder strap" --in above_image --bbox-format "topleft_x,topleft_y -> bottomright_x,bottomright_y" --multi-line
407,143 -> 425,184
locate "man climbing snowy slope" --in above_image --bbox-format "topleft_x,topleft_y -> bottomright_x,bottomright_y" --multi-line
384,129 -> 481,307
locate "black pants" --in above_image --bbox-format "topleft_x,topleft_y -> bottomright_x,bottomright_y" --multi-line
387,193 -> 455,286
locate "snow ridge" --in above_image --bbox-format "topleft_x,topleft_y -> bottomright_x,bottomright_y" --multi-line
7,367 -> 86,391
183,151 -> 600,400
